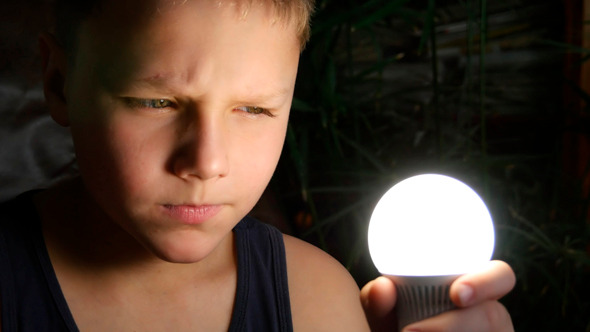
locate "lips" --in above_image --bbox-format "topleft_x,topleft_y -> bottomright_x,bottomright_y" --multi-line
161,204 -> 222,225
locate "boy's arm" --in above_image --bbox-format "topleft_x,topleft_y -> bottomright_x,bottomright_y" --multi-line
361,260 -> 516,332
283,235 -> 371,332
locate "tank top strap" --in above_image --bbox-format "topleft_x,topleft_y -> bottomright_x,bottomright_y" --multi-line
229,217 -> 293,332
0,191 -> 79,332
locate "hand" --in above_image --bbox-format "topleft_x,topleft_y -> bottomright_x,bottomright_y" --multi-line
360,260 -> 516,332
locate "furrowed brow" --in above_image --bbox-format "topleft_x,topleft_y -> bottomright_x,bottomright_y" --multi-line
137,73 -> 179,87
125,73 -> 293,106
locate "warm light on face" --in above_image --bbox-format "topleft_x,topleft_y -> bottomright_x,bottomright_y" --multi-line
368,174 -> 495,276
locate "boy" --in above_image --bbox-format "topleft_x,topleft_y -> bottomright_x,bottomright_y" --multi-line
0,0 -> 515,330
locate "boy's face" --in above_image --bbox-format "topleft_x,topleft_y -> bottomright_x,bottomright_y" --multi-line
59,0 -> 300,262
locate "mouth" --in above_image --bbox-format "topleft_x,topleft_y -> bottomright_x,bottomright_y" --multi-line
161,204 -> 223,225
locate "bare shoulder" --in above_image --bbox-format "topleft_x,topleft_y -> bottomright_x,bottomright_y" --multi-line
283,234 -> 370,332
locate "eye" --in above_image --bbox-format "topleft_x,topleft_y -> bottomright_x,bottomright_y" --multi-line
124,98 -> 175,110
234,106 -> 275,117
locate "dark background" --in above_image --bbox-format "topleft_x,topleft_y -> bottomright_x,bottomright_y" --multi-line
272,1 -> 590,330
1,0 -> 589,331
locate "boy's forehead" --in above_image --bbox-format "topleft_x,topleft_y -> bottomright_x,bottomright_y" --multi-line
71,0 -> 301,97
75,0 -> 303,60
70,0 -> 310,55
77,0 -> 300,60
86,0 -> 286,29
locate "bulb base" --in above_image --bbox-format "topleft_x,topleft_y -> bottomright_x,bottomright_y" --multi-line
386,274 -> 460,330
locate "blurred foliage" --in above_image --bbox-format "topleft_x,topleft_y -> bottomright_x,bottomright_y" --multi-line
270,0 -> 590,330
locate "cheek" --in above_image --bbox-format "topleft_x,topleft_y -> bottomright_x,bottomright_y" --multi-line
71,111 -> 170,203
231,120 -> 288,199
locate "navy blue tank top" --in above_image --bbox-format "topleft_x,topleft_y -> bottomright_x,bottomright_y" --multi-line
0,192 -> 293,331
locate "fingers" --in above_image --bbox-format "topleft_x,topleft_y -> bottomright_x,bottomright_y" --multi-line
400,260 -> 515,331
360,276 -> 398,332
402,301 -> 514,332
450,260 -> 516,307
361,260 -> 516,332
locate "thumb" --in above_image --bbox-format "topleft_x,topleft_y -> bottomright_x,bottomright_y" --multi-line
360,276 -> 398,332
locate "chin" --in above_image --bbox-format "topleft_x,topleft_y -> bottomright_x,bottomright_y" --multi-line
142,231 -> 229,264
156,253 -> 207,264
150,244 -> 213,264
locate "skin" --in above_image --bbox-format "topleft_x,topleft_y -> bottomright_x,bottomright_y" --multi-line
34,0 -> 369,330
57,0 -> 296,265
0,0 -> 516,330
361,260 -> 516,332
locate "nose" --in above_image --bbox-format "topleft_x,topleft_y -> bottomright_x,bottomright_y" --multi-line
171,111 -> 229,181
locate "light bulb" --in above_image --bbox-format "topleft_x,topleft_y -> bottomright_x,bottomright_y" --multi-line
367,174 -> 495,329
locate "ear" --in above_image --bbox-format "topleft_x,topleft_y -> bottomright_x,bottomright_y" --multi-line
39,32 -> 70,127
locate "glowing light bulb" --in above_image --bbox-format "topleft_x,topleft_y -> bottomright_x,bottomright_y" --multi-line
367,174 -> 495,329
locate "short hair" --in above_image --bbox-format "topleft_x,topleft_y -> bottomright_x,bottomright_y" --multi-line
53,0 -> 315,54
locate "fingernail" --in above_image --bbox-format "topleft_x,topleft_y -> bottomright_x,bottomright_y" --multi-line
457,283 -> 474,305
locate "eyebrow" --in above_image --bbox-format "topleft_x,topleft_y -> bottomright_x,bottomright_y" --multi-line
237,86 -> 293,105
133,74 -> 180,91
139,73 -> 174,84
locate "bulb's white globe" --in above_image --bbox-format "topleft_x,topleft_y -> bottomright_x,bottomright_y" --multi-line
368,174 -> 495,276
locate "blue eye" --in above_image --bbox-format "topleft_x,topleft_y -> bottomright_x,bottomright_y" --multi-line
235,106 -> 275,117
124,98 -> 174,109
149,99 -> 172,108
